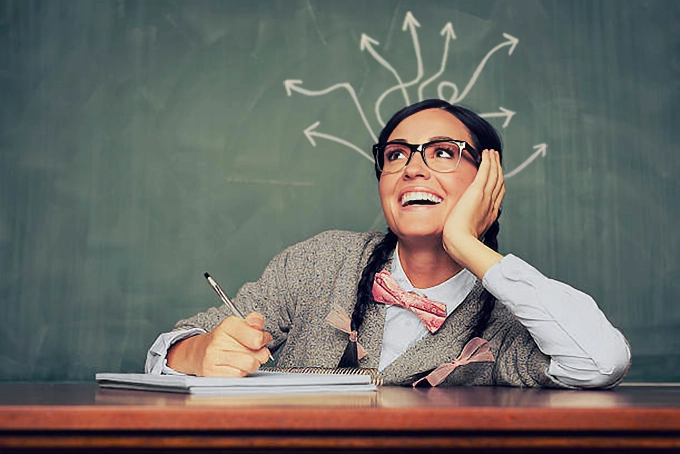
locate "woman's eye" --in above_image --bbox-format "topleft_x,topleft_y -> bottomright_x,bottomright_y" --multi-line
385,148 -> 408,162
433,146 -> 457,159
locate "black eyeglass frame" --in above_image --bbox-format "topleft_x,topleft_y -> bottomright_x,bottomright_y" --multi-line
372,139 -> 479,175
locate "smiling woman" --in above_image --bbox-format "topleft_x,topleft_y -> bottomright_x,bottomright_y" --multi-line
147,99 -> 631,389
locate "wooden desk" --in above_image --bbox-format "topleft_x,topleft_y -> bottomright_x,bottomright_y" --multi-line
0,383 -> 679,452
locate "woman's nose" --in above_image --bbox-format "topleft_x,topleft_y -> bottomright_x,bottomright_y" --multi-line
403,151 -> 430,179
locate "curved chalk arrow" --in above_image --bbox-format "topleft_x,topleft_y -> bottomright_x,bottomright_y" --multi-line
304,121 -> 374,162
504,143 -> 547,179
374,11 -> 424,126
437,80 -> 460,104
418,22 -> 456,101
453,33 -> 519,103
480,107 -> 515,128
361,34 -> 410,126
284,79 -> 377,143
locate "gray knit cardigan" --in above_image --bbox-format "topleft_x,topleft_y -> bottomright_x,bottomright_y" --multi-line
175,230 -> 565,388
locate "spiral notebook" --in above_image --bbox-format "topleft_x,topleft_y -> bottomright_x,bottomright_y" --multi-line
96,368 -> 380,396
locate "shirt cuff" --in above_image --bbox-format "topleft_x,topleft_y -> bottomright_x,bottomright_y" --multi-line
145,328 -> 206,375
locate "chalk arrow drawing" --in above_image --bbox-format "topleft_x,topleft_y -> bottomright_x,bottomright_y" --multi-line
480,107 -> 515,128
374,11 -> 424,126
361,34 -> 410,121
284,79 -> 377,143
505,144 -> 547,179
418,22 -> 456,102
437,80 -> 461,104
453,33 -> 519,103
284,20 -> 545,177
304,121 -> 374,162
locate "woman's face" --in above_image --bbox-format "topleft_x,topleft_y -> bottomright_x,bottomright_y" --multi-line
379,108 -> 479,241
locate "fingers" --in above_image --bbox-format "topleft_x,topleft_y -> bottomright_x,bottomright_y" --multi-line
201,351 -> 263,377
245,311 -> 266,330
480,149 -> 500,191
490,149 -> 505,213
484,149 -> 497,189
473,149 -> 492,190
475,150 -> 504,234
222,313 -> 273,350
196,314 -> 273,376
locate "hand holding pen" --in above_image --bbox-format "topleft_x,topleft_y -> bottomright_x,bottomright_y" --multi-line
204,272 -> 275,363
165,274 -> 274,377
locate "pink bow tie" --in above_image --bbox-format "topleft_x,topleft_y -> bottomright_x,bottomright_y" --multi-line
372,269 -> 447,333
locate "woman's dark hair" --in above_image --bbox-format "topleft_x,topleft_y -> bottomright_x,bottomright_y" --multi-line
338,99 -> 503,368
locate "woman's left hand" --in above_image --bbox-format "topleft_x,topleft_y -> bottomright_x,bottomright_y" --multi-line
442,149 -> 505,270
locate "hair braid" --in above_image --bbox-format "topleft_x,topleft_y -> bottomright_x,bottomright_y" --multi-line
337,229 -> 397,368
468,216 -> 501,340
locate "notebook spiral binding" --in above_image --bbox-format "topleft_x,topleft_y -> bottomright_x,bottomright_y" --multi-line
261,367 -> 383,386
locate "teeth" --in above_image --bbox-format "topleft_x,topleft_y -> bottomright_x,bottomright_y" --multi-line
401,192 -> 443,206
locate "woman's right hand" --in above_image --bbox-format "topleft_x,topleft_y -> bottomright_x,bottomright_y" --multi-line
166,312 -> 273,377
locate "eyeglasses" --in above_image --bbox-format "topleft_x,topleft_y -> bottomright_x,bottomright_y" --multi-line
372,139 -> 478,175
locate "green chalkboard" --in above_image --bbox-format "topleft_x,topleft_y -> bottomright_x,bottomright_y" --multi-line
1,0 -> 678,382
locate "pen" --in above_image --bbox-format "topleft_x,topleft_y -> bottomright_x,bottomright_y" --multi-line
203,272 -> 275,363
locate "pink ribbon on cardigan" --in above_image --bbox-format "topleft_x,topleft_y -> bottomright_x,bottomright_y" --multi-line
372,269 -> 447,333
412,337 -> 495,387
325,304 -> 367,360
